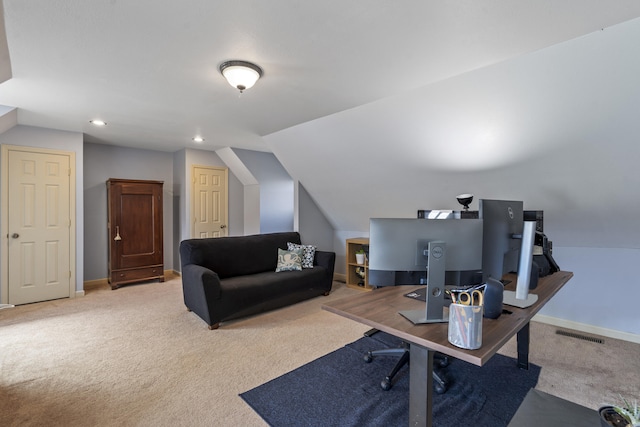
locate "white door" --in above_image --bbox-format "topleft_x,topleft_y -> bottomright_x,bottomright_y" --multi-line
6,148 -> 72,304
192,166 -> 228,238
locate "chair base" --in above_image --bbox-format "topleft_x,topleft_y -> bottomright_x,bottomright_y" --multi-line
364,345 -> 449,394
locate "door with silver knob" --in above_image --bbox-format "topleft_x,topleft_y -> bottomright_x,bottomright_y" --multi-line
5,147 -> 72,305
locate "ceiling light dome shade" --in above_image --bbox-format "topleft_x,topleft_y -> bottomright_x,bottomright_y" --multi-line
219,60 -> 263,92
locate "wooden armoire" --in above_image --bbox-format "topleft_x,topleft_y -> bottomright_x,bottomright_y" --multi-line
107,178 -> 164,289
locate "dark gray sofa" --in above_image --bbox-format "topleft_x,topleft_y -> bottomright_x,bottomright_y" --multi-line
179,232 -> 335,329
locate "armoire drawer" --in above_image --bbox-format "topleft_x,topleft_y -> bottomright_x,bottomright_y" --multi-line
110,265 -> 164,289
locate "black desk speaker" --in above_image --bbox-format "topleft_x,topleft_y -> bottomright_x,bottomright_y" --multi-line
483,278 -> 503,319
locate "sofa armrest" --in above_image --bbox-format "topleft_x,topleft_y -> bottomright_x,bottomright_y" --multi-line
181,263 -> 222,305
314,250 -> 336,284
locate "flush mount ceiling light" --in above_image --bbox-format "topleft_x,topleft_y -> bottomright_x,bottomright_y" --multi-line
192,136 -> 204,143
219,60 -> 263,93
90,119 -> 107,126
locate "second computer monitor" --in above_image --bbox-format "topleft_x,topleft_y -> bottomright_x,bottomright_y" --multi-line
479,199 -> 524,282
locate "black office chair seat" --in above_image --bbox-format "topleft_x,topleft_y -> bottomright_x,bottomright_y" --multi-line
364,341 -> 449,394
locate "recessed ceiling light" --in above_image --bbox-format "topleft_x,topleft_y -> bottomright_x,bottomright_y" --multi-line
90,119 -> 107,126
193,136 -> 204,143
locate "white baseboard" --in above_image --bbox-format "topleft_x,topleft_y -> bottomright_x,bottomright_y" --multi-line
533,314 -> 640,344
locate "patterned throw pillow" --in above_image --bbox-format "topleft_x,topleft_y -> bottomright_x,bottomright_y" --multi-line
275,248 -> 303,272
287,242 -> 317,269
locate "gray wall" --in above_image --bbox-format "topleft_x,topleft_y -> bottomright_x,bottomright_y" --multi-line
172,149 -> 186,270
83,142 -> 174,281
298,182 -> 334,252
0,136 -> 288,283
265,19 -> 640,339
233,148 -> 294,234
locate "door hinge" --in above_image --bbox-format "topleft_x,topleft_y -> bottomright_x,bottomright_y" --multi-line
69,271 -> 72,279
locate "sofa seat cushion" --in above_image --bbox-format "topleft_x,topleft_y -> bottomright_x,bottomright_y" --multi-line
218,267 -> 328,319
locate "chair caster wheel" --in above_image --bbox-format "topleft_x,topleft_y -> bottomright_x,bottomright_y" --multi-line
434,380 -> 447,394
381,378 -> 392,391
364,353 -> 373,363
437,357 -> 449,368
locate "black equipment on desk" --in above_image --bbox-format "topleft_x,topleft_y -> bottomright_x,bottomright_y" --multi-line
524,209 -> 559,277
533,231 -> 560,277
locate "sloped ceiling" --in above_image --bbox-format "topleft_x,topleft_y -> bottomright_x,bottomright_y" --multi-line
1,1 -> 640,153
265,17 -> 640,248
1,1 -> 640,245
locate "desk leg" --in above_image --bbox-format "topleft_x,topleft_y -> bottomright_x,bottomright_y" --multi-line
409,344 -> 434,427
517,322 -> 530,370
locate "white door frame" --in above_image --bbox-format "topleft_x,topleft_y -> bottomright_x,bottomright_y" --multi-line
1,144 -> 77,304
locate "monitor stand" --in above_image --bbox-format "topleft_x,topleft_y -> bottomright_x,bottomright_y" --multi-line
502,290 -> 538,308
399,241 -> 448,324
503,221 -> 539,309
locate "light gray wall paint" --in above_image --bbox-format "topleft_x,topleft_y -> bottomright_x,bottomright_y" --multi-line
0,125 -> 84,294
172,149 -> 185,270
83,142 -> 174,281
233,148 -> 294,234
0,107 -> 16,133
265,19 -> 640,337
0,4 -> 12,85
298,182 -> 334,252
541,246 -> 640,336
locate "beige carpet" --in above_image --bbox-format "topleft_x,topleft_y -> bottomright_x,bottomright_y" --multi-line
1,278 -> 638,426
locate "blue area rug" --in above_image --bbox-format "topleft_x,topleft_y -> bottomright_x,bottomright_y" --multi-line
240,332 -> 540,427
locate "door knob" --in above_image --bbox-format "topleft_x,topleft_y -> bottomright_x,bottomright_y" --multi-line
11,233 -> 19,239
220,225 -> 227,229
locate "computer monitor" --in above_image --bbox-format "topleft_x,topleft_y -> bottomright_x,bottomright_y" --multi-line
479,199 -> 538,308
368,218 -> 484,323
479,199 -> 524,282
368,218 -> 484,287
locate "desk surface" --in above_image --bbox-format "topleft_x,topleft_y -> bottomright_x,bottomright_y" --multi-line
323,271 -> 573,366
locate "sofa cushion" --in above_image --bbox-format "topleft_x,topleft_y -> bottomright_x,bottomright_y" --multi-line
217,267 -> 330,320
275,248 -> 303,272
287,242 -> 316,268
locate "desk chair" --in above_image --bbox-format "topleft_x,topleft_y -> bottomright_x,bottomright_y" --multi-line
363,331 -> 449,394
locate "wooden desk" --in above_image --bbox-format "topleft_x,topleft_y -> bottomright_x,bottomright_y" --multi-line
322,271 -> 573,427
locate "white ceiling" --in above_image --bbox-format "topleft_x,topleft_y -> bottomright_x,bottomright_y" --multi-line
2,0 -> 640,153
